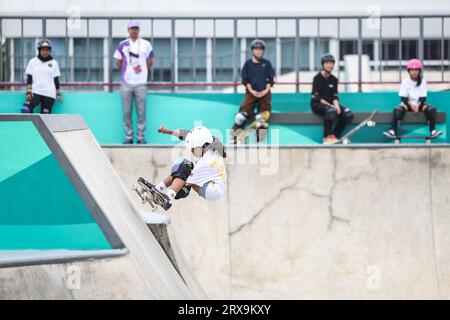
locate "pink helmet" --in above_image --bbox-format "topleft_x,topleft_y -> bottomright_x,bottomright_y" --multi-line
407,58 -> 422,70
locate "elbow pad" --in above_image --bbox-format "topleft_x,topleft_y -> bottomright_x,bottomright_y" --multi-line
178,129 -> 190,141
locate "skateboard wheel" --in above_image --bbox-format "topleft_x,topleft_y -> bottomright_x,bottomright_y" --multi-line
367,120 -> 376,127
395,139 -> 400,145
426,139 -> 431,145
342,139 -> 349,145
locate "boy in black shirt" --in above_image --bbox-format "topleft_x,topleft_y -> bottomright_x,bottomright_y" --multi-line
311,54 -> 353,144
231,39 -> 275,143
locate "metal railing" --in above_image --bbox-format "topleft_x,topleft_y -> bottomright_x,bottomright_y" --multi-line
0,14 -> 449,92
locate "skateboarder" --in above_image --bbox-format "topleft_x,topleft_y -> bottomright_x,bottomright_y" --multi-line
21,39 -> 63,114
137,125 -> 227,210
383,58 -> 442,139
311,54 -> 354,144
231,39 -> 275,143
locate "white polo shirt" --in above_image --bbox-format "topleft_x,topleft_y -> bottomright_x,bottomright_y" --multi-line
113,38 -> 154,85
399,77 -> 427,105
25,57 -> 61,99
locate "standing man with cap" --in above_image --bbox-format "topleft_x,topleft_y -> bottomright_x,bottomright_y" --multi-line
114,19 -> 154,144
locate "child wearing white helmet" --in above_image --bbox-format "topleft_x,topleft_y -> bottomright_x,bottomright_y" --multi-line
139,125 -> 227,210
383,58 -> 442,139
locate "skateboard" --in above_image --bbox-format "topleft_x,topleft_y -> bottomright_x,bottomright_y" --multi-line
338,110 -> 378,145
390,134 -> 441,145
132,177 -> 171,210
235,111 -> 271,144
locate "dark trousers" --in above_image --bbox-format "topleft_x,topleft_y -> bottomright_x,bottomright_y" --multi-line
392,104 -> 436,133
232,91 -> 272,142
28,94 -> 55,114
311,103 -> 349,138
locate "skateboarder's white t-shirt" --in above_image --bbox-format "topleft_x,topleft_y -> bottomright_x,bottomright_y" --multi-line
187,150 -> 227,201
399,77 -> 427,105
25,57 -> 61,99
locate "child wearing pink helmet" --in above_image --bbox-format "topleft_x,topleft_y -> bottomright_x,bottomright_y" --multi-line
384,58 -> 442,139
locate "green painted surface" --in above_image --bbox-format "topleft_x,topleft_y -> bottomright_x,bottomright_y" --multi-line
0,121 -> 111,250
0,92 -> 448,144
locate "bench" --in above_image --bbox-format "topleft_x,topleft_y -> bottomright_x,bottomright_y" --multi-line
270,112 -> 446,125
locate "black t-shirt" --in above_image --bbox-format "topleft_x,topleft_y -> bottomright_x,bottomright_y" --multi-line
241,58 -> 275,92
311,72 -> 339,105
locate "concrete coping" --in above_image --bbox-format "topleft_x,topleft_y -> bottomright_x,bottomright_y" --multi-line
0,249 -> 128,269
102,143 -> 450,149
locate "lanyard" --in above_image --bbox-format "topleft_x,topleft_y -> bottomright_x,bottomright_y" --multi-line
129,38 -> 141,64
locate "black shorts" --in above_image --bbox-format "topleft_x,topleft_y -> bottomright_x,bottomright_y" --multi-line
28,94 -> 56,114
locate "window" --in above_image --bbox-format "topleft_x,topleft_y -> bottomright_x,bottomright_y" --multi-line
401,40 -> 418,60
74,38 -> 103,82
363,41 -> 374,60
424,39 -> 443,60
213,39 -> 235,81
340,40 -> 374,60
13,38 -> 36,81
382,40 -> 399,60
314,39 -> 329,70
280,38 -> 310,73
177,38 -> 206,82
151,38 -> 171,82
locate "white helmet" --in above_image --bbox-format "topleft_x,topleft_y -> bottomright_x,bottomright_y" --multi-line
185,126 -> 213,149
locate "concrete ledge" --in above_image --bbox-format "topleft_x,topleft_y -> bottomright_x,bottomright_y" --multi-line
270,112 -> 446,124
0,249 -> 128,269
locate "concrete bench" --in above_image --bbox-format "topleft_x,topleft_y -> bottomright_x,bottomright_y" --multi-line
270,112 -> 446,125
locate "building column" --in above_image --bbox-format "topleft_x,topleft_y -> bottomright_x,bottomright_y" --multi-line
240,38 -> 247,68
309,38 -> 315,71
276,37 -> 281,77
103,38 -> 109,92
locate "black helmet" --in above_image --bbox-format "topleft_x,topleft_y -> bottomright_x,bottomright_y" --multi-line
321,53 -> 335,66
251,39 -> 266,50
37,39 -> 52,50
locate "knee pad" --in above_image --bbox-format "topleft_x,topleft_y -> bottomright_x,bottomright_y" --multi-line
394,106 -> 406,119
171,158 -> 194,181
343,108 -> 354,123
20,103 -> 32,113
424,105 -> 437,119
234,112 -> 248,127
174,185 -> 191,200
325,106 -> 337,121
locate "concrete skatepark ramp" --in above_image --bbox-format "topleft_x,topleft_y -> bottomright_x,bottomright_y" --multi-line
0,114 -> 206,299
105,146 -> 450,300
2,113 -> 450,300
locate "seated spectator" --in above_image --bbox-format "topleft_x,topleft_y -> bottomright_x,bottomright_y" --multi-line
383,58 -> 442,139
310,53 -> 353,144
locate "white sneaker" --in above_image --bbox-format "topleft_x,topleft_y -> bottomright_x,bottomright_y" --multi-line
431,130 -> 443,138
383,130 -> 396,138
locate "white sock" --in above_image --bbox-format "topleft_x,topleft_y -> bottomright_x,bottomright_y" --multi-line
167,188 -> 177,201
156,181 -> 168,194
